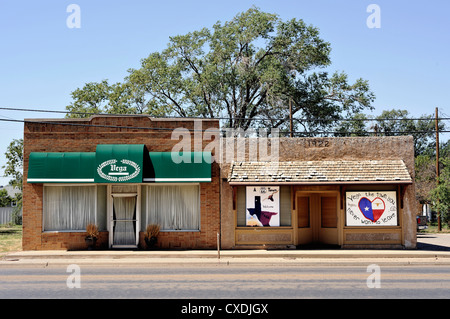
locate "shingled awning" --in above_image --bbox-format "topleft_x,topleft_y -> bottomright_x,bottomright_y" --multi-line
227,160 -> 412,185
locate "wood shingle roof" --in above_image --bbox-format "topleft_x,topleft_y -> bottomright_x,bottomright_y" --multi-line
228,160 -> 412,184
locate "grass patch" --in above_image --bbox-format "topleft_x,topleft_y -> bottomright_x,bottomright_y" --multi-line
0,224 -> 22,255
418,222 -> 450,233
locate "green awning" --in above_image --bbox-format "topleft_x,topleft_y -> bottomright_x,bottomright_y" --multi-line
144,152 -> 211,183
95,144 -> 145,183
27,145 -> 211,184
27,152 -> 95,183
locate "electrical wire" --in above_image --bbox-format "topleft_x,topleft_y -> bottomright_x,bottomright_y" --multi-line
0,106 -> 449,138
0,117 -> 448,136
0,106 -> 449,123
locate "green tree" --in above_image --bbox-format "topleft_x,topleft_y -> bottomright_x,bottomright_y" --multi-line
430,156 -> 450,226
335,109 -> 445,157
66,7 -> 375,132
0,189 -> 12,207
415,153 -> 437,204
429,141 -> 450,226
415,140 -> 450,226
2,138 -> 23,190
334,112 -> 370,137
2,138 -> 23,224
375,109 -> 442,156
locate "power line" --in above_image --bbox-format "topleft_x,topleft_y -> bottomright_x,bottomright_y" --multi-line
0,106 -> 449,123
1,106 -> 449,137
0,117 -> 449,136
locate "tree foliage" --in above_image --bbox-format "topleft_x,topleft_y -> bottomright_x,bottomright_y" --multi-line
335,109 -> 445,156
66,7 -> 375,131
429,142 -> 450,224
2,138 -> 23,223
0,189 -> 12,207
2,138 -> 23,191
413,140 -> 450,225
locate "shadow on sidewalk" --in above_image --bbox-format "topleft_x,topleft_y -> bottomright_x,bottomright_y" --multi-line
416,242 -> 450,251
296,244 -> 341,250
417,233 -> 450,251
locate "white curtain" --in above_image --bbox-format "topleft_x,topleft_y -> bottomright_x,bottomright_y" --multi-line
43,186 -> 96,231
146,185 -> 200,230
112,196 -> 136,246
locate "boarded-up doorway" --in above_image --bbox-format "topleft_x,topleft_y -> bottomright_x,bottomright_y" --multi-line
296,192 -> 339,246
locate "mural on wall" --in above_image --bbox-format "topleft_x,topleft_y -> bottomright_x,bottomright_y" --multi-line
246,186 -> 280,227
346,191 -> 398,226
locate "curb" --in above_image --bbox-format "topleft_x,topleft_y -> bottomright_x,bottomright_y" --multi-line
2,249 -> 450,267
5,249 -> 450,258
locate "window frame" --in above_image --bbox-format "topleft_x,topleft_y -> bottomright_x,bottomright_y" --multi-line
42,184 -> 97,232
144,183 -> 201,232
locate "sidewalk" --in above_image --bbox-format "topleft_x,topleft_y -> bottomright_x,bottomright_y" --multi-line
2,233 -> 450,267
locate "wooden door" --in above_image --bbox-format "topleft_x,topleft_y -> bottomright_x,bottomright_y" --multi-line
318,195 -> 338,245
296,192 -> 339,246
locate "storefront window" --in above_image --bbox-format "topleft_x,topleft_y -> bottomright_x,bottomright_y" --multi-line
345,191 -> 398,226
236,186 -> 291,227
43,185 -> 96,231
145,185 -> 200,231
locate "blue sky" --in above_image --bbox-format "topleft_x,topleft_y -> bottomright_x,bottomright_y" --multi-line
0,0 -> 449,185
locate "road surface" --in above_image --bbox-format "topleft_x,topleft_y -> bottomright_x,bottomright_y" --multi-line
1,263 -> 449,300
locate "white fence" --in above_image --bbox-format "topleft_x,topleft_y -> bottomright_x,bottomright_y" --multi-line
0,207 -> 16,224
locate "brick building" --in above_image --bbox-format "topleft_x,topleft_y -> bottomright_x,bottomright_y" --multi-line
22,116 -> 416,250
23,116 -> 220,250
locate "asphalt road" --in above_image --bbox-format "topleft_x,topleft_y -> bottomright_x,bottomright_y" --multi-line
1,233 -> 449,306
1,263 -> 449,300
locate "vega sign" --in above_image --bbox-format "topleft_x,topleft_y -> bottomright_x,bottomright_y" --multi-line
94,144 -> 145,183
346,191 -> 398,226
97,159 -> 141,182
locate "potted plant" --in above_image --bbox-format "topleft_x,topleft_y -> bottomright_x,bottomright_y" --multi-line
144,224 -> 160,249
85,223 -> 99,250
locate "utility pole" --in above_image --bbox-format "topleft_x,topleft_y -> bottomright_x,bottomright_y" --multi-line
435,107 -> 441,231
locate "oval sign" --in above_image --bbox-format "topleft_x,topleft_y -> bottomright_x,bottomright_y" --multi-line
97,159 -> 141,182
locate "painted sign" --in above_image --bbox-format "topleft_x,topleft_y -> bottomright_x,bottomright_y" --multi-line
94,144 -> 145,183
346,191 -> 397,226
97,159 -> 141,182
246,186 -> 280,227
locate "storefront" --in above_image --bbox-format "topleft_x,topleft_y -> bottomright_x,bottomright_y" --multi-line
220,137 -> 417,249
22,117 -> 417,250
22,116 -> 220,250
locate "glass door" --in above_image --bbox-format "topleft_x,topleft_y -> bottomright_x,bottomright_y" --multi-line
108,185 -> 141,249
112,195 -> 137,247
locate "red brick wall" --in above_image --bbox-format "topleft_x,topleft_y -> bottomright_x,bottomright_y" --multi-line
23,116 -> 221,250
